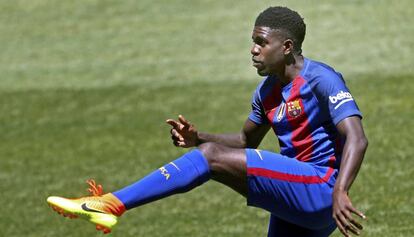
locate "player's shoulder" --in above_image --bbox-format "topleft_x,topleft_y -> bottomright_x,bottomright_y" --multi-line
301,57 -> 345,85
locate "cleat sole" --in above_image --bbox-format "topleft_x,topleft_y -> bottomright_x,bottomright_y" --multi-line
96,224 -> 111,234
49,203 -> 79,219
48,202 -> 113,233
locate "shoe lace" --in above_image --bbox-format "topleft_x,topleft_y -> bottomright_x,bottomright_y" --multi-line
86,179 -> 104,196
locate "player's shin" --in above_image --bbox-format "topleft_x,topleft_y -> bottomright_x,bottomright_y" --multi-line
113,149 -> 210,209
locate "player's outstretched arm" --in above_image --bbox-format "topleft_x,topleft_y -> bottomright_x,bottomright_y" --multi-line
333,116 -> 368,237
166,115 -> 270,149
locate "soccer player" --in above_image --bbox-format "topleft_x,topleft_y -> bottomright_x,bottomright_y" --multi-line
47,6 -> 368,237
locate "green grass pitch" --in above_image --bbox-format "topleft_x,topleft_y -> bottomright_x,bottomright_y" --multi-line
0,0 -> 413,236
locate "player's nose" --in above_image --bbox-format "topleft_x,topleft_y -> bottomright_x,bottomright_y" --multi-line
250,44 -> 260,56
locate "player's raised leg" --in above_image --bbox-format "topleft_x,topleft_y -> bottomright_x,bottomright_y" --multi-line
47,145 -> 248,233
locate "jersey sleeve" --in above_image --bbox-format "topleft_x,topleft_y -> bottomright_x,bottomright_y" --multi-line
248,88 -> 268,125
312,71 -> 362,125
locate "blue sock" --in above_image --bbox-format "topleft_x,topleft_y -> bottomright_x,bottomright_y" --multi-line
113,149 -> 210,209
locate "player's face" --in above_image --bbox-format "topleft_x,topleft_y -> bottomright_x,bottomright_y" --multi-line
251,26 -> 287,76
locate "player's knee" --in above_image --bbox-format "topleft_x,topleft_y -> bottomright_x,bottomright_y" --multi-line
198,142 -> 221,168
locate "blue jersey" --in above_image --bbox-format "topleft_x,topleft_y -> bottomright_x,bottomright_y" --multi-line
248,57 -> 362,167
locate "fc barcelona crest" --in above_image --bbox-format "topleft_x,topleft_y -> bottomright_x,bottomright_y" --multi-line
287,100 -> 302,118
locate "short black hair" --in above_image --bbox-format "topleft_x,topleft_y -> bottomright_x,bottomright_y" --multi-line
255,6 -> 306,54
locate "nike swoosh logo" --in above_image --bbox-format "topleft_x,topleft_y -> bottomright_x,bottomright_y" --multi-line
81,203 -> 105,214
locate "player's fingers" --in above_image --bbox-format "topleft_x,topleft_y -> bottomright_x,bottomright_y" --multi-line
334,217 -> 349,237
345,219 -> 361,236
336,214 -> 351,237
171,134 -> 180,141
178,115 -> 191,128
173,140 -> 186,147
166,119 -> 180,129
338,211 -> 362,236
349,206 -> 366,220
344,208 -> 363,232
347,226 -> 360,236
350,218 -> 363,231
345,206 -> 365,232
171,129 -> 184,141
167,119 -> 185,131
177,141 -> 186,147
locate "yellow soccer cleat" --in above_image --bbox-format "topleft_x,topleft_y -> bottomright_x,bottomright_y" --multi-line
47,179 -> 126,234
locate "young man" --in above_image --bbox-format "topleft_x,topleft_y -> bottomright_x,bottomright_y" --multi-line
47,6 -> 368,237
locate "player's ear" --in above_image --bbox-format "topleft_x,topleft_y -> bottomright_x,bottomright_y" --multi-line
283,39 -> 294,55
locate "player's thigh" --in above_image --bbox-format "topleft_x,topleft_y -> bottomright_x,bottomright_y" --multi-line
246,149 -> 337,229
267,214 -> 336,237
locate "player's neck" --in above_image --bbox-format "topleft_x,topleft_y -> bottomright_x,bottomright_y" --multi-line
276,54 -> 304,87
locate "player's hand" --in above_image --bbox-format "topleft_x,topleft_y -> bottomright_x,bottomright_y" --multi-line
332,189 -> 366,237
166,115 -> 199,148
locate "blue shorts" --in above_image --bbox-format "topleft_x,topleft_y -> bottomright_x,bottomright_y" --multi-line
246,149 -> 338,237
